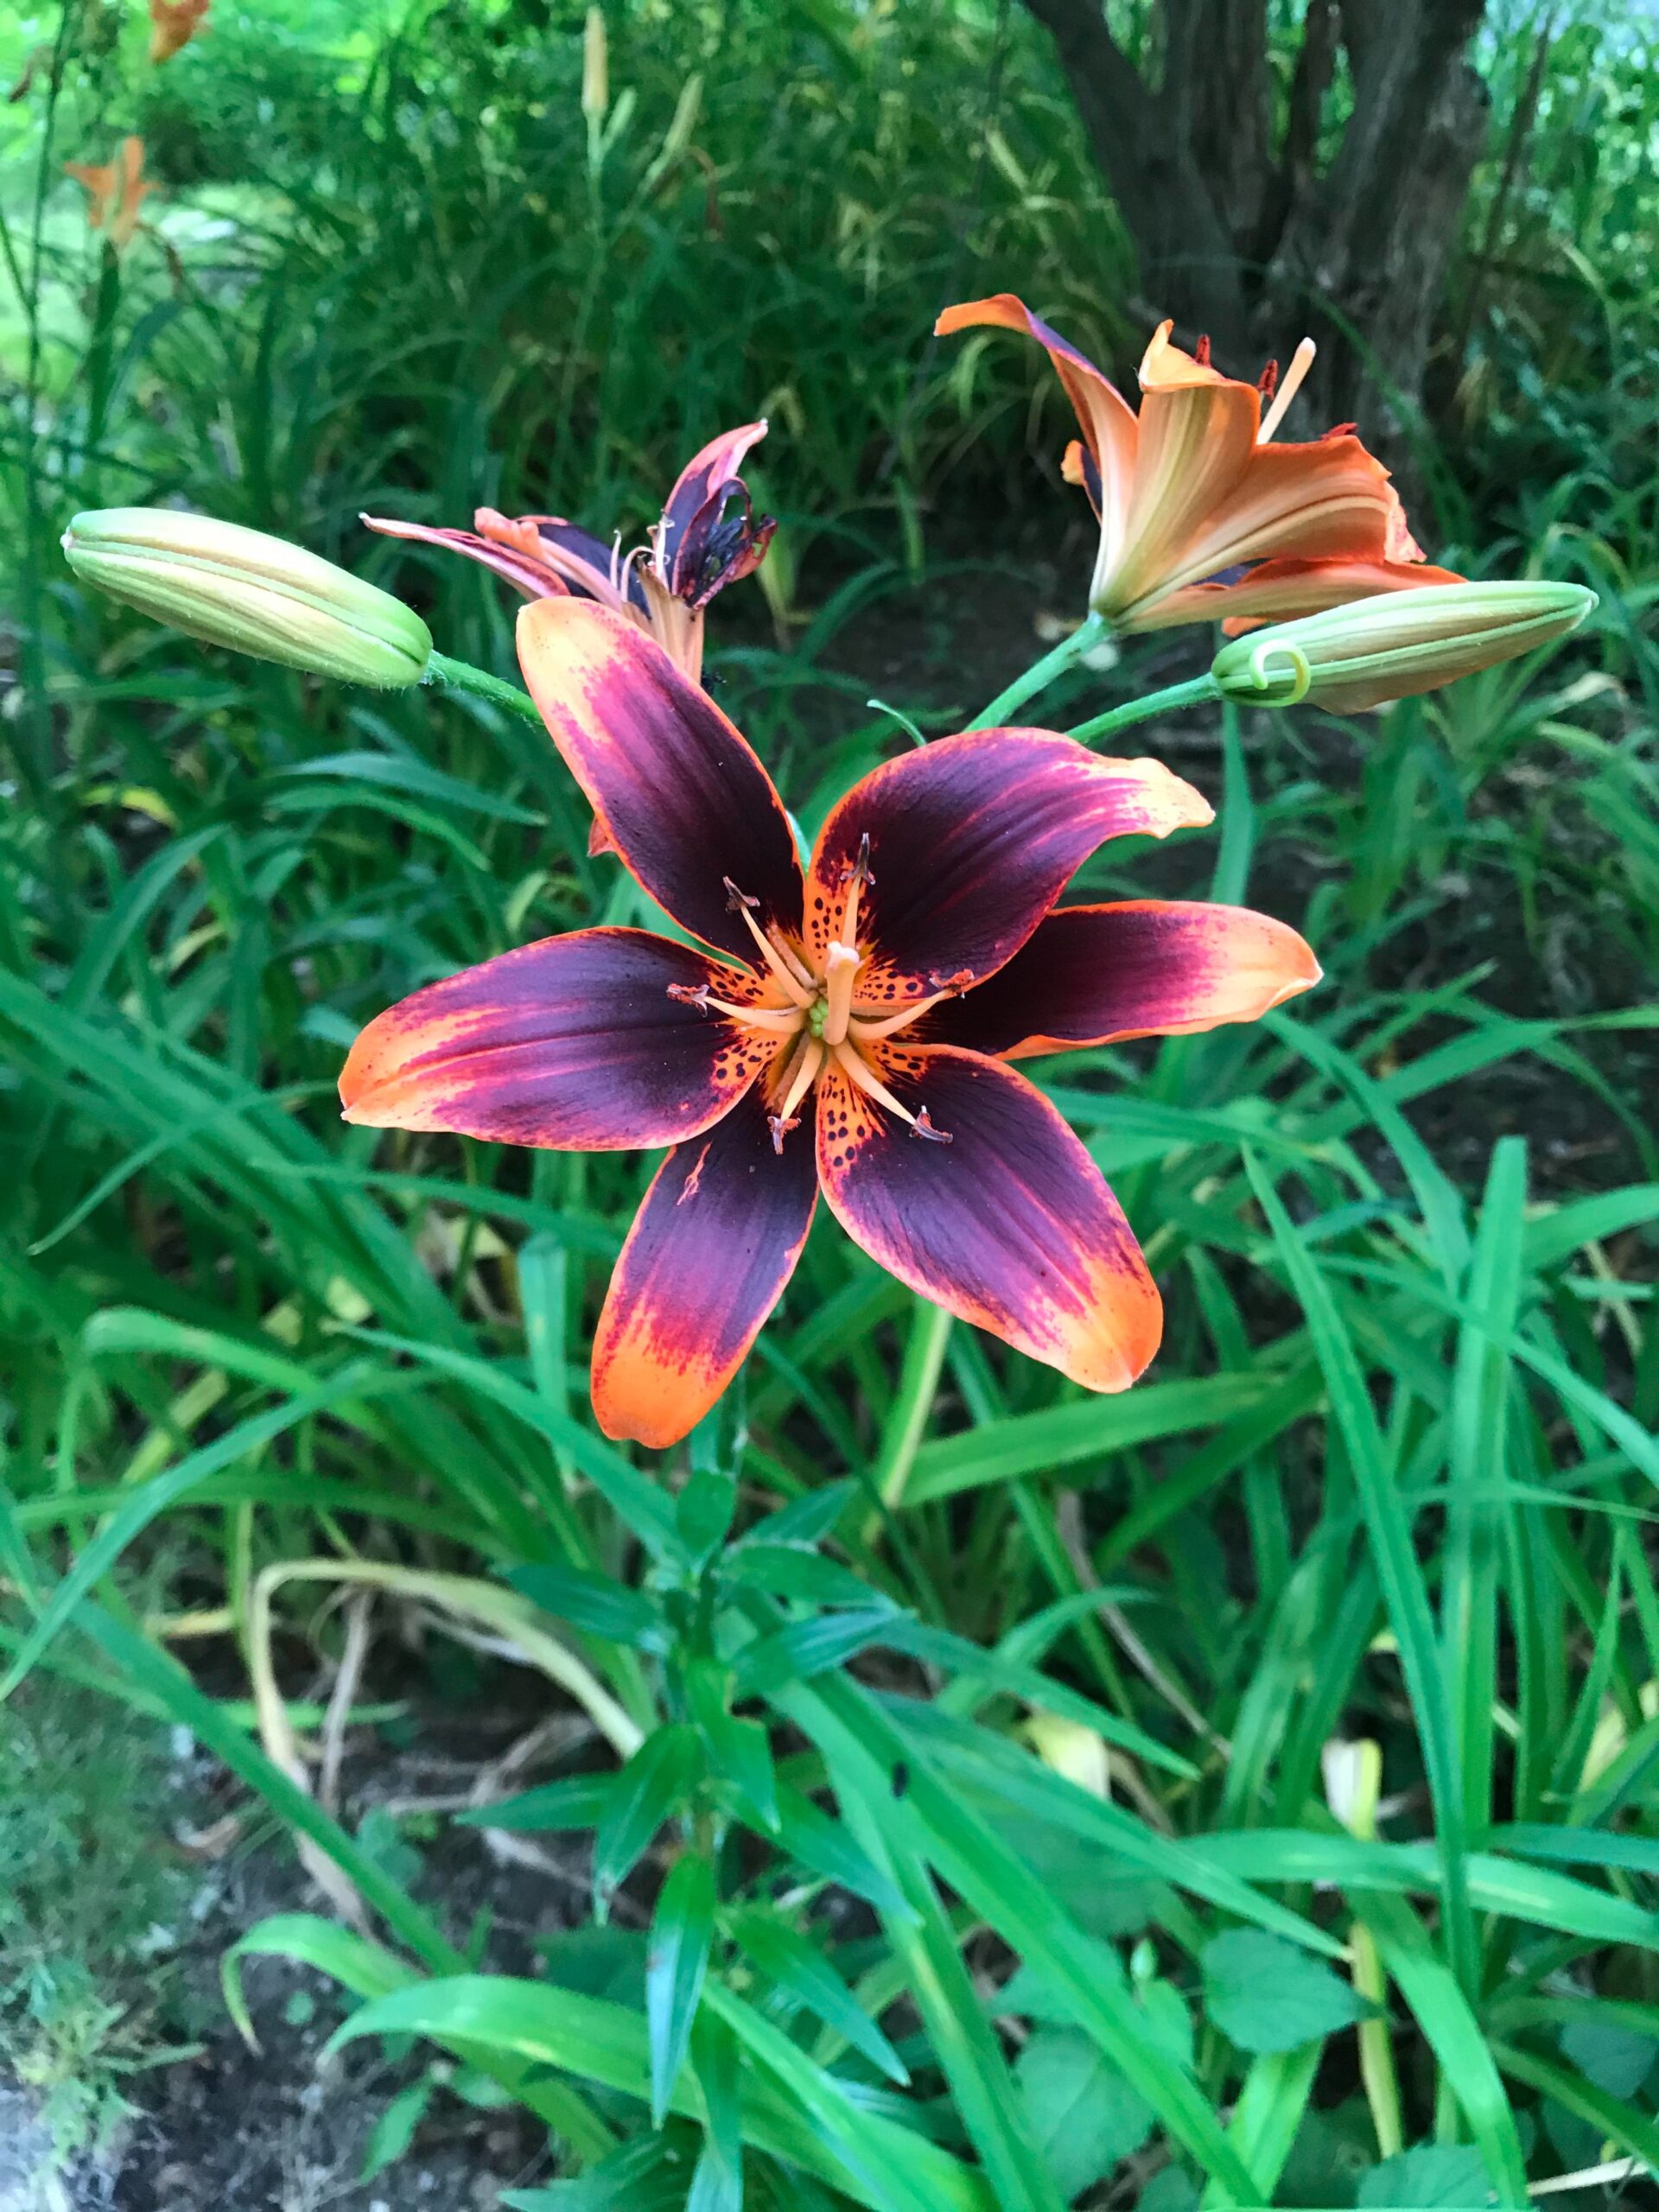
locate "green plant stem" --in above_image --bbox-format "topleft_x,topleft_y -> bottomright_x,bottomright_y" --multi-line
424,649 -> 546,726
969,610 -> 1110,728
875,1300 -> 955,1512
1067,672 -> 1222,746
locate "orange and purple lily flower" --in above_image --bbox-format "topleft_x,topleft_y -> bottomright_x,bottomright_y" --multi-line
363,422 -> 774,689
340,601 -> 1319,1451
937,295 -> 1462,634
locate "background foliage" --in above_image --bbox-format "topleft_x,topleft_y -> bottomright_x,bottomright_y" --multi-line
3,1 -> 1657,2207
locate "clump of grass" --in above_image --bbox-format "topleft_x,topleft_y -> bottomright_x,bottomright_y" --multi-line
0,1677 -> 193,2180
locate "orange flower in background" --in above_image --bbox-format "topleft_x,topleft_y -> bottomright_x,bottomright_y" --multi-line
937,294 -> 1462,635
149,0 -> 211,64
65,136 -> 154,252
340,601 -> 1320,1450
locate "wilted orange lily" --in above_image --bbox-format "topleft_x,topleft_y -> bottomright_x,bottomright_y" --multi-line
340,601 -> 1319,1449
364,423 -> 773,688
65,137 -> 154,253
150,0 -> 210,63
938,295 -> 1460,634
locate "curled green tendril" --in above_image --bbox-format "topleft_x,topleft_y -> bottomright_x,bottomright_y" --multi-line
1245,642 -> 1313,705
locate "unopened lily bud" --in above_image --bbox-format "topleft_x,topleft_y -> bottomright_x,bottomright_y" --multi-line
582,5 -> 609,123
63,507 -> 433,687
1211,580 -> 1596,713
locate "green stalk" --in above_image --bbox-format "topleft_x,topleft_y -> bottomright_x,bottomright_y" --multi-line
1067,671 -> 1222,747
424,649 -> 546,727
874,1300 -> 954,1512
969,610 -> 1109,728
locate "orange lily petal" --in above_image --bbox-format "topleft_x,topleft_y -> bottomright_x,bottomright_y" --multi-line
801,729 -> 1213,1000
816,1043 -> 1161,1392
516,599 -> 804,964
592,1086 -> 817,1448
928,901 -> 1321,1060
1115,435 -> 1405,629
1137,320 -> 1232,391
937,294 -> 1138,578
1150,556 -> 1465,635
339,928 -> 780,1149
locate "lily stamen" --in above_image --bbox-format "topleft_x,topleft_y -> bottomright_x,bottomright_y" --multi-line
729,891 -> 817,1007
1257,337 -> 1316,444
667,982 -> 804,1035
838,833 -> 873,948
848,987 -> 954,1043
830,1039 -> 951,1142
767,1035 -> 825,1152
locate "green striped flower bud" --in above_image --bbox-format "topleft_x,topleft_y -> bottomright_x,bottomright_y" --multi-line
63,507 -> 432,687
1211,581 -> 1596,713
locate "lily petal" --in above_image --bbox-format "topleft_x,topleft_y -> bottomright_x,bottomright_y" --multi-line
817,1043 -> 1160,1391
803,730 -> 1212,1004
658,422 -> 773,606
1105,372 -> 1260,620
929,901 -> 1321,1060
1137,320 -> 1231,391
361,514 -> 578,601
1115,435 -> 1402,628
938,295 -> 1138,581
339,928 -> 779,1148
362,511 -> 644,612
517,600 -> 804,961
1149,555 -> 1464,636
593,1084 -> 817,1447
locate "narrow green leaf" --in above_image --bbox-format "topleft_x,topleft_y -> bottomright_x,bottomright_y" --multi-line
510,1563 -> 669,1651
1246,1149 -> 1478,2004
456,1775 -> 615,1834
595,1725 -> 701,1897
727,1906 -> 909,2086
647,1854 -> 715,2127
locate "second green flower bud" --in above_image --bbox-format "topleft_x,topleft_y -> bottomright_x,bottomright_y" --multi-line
1211,580 -> 1596,713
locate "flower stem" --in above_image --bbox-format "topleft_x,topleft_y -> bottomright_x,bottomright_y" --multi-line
1067,671 -> 1221,747
969,609 -> 1110,729
424,648 -> 545,727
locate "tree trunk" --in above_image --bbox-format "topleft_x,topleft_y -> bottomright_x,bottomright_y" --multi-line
1020,0 -> 1490,460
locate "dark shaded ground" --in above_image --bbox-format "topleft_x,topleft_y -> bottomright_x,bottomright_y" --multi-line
86,1705 -> 593,2212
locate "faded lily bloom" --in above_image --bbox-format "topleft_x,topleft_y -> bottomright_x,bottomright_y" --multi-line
64,508 -> 433,688
64,137 -> 154,253
340,601 -> 1319,1449
363,423 -> 774,687
937,294 -> 1461,634
1211,580 -> 1597,712
149,0 -> 211,63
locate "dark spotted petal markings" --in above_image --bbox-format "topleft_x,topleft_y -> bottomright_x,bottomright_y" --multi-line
518,599 -> 804,963
930,899 -> 1321,1060
592,1085 -> 818,1448
339,928 -> 776,1150
815,1042 -> 1161,1392
803,729 -> 1212,1005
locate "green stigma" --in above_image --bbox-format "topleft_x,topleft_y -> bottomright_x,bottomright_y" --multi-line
807,996 -> 828,1039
